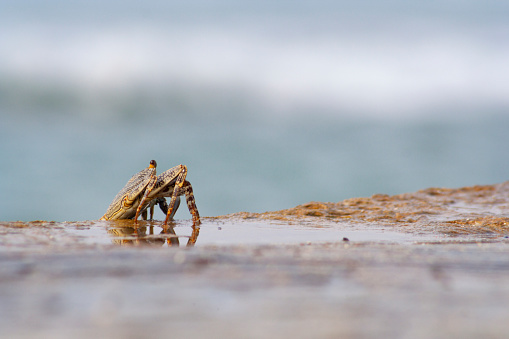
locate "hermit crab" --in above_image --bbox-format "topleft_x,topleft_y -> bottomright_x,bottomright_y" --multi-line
101,160 -> 201,226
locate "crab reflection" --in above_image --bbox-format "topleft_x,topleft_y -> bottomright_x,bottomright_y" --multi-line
107,221 -> 199,247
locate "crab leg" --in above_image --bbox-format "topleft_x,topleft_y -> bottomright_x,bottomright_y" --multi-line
158,197 -> 180,220
163,181 -> 200,226
163,166 -> 186,225
183,182 -> 201,226
164,186 -> 182,225
133,174 -> 157,224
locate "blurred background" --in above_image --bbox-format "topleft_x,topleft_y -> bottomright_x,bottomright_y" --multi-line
1,0 -> 509,221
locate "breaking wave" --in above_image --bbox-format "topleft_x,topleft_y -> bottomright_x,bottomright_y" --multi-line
1,1 -> 509,122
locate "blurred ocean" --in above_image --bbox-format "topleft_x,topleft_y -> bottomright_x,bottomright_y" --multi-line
1,0 -> 509,221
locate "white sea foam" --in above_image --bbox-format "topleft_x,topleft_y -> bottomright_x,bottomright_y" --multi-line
1,7 -> 509,121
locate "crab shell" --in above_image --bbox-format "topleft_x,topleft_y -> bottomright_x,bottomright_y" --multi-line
101,162 -> 157,220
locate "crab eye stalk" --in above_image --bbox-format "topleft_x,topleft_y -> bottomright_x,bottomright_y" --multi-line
149,160 -> 157,168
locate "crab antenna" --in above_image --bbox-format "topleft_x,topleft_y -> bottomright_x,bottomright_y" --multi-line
149,160 -> 157,168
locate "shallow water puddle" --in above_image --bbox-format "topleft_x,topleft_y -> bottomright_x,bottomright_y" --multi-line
63,218 -> 447,247
0,219 -> 440,250
96,222 -> 412,247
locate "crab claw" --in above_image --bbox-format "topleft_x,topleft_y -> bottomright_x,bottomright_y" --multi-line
157,197 -> 180,221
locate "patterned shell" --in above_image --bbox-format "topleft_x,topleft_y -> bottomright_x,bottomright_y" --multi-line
102,166 -> 156,220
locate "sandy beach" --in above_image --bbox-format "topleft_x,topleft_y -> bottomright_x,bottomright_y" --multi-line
2,183 -> 509,338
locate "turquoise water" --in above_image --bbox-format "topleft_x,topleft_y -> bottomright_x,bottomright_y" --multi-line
2,114 -> 509,221
1,1 -> 509,221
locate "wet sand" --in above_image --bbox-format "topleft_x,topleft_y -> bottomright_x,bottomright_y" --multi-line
2,183 -> 509,338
